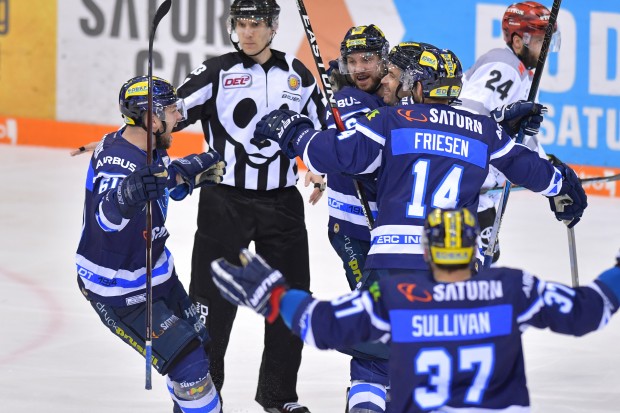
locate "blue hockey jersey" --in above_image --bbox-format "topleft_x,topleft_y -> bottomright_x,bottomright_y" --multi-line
292,102 -> 563,270
287,268 -> 620,413
75,130 -> 179,307
322,86 -> 382,241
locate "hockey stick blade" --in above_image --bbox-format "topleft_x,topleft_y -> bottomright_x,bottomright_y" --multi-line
151,0 -> 172,40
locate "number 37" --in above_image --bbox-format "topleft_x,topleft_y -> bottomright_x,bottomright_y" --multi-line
414,344 -> 494,409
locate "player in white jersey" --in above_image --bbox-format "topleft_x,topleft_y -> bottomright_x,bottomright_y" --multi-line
458,1 -> 561,262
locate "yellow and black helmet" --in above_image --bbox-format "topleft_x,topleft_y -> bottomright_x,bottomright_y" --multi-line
388,43 -> 463,101
422,208 -> 479,269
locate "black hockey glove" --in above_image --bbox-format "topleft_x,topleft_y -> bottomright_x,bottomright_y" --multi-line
548,162 -> 588,228
254,109 -> 315,159
491,100 -> 546,136
115,164 -> 168,219
210,249 -> 288,323
170,151 -> 225,194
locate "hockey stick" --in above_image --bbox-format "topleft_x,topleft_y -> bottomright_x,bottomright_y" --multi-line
483,0 -> 562,269
145,0 -> 172,390
481,172 -> 620,194
293,0 -> 375,230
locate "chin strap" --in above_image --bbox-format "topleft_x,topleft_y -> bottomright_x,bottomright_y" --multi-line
142,122 -> 166,144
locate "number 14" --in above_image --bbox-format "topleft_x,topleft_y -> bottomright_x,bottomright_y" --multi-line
407,159 -> 463,218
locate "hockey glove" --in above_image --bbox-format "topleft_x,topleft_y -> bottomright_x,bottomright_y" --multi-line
491,100 -> 546,136
210,249 -> 288,323
170,151 -> 225,195
253,109 -> 315,159
116,164 -> 168,219
548,162 -> 588,228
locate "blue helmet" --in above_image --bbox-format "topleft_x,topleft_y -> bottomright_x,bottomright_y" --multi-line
423,208 -> 479,269
388,43 -> 463,101
118,76 -> 182,126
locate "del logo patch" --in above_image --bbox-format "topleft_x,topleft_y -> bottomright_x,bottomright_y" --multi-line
223,73 -> 252,89
288,74 -> 301,90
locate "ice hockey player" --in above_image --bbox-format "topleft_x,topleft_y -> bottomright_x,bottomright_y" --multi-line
253,43 -> 586,277
322,24 -> 390,412
458,1 -> 561,262
209,207 -> 620,413
75,75 -> 225,413
326,24 -> 388,292
250,44 -> 587,410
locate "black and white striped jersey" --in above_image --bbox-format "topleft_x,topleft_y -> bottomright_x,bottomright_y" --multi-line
175,50 -> 326,190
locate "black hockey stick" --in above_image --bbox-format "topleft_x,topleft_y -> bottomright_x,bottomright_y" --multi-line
145,0 -> 172,390
483,0 -> 562,270
294,0 -> 375,230
482,172 -> 620,194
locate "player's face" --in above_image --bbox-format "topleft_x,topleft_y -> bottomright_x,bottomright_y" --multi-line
346,52 -> 384,93
381,64 -> 403,105
156,103 -> 184,149
235,18 -> 273,56
522,32 -> 546,62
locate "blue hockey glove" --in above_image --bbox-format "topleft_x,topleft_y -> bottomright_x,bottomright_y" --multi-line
595,251 -> 620,302
491,100 -> 546,136
170,151 -> 224,195
210,249 -> 288,323
548,163 -> 588,228
116,164 -> 167,218
253,109 -> 315,159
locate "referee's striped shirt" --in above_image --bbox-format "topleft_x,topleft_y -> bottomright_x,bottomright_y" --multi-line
176,50 -> 326,191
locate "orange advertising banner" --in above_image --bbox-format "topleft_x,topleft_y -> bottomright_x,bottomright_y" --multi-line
0,116 -> 204,158
570,164 -> 620,198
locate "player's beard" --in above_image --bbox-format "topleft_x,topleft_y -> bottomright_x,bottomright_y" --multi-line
156,133 -> 172,150
519,46 -> 538,70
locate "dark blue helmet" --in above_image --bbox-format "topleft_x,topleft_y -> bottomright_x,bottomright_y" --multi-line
118,76 -> 182,126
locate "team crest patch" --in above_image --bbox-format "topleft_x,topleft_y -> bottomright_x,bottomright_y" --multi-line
288,75 -> 301,91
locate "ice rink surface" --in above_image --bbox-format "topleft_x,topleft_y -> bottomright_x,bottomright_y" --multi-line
1,145 -> 619,412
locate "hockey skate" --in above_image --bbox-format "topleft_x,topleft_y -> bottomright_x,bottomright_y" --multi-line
264,401 -> 310,412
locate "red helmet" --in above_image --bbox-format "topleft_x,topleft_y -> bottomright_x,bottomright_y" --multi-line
502,1 -> 556,45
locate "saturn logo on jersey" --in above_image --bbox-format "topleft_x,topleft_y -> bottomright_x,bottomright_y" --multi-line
223,73 -> 252,89
397,109 -> 428,122
288,74 -> 301,90
397,283 -> 432,303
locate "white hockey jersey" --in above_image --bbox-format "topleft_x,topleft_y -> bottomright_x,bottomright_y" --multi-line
459,47 -> 547,210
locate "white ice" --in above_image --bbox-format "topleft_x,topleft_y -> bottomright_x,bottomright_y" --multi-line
1,145 -> 619,412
